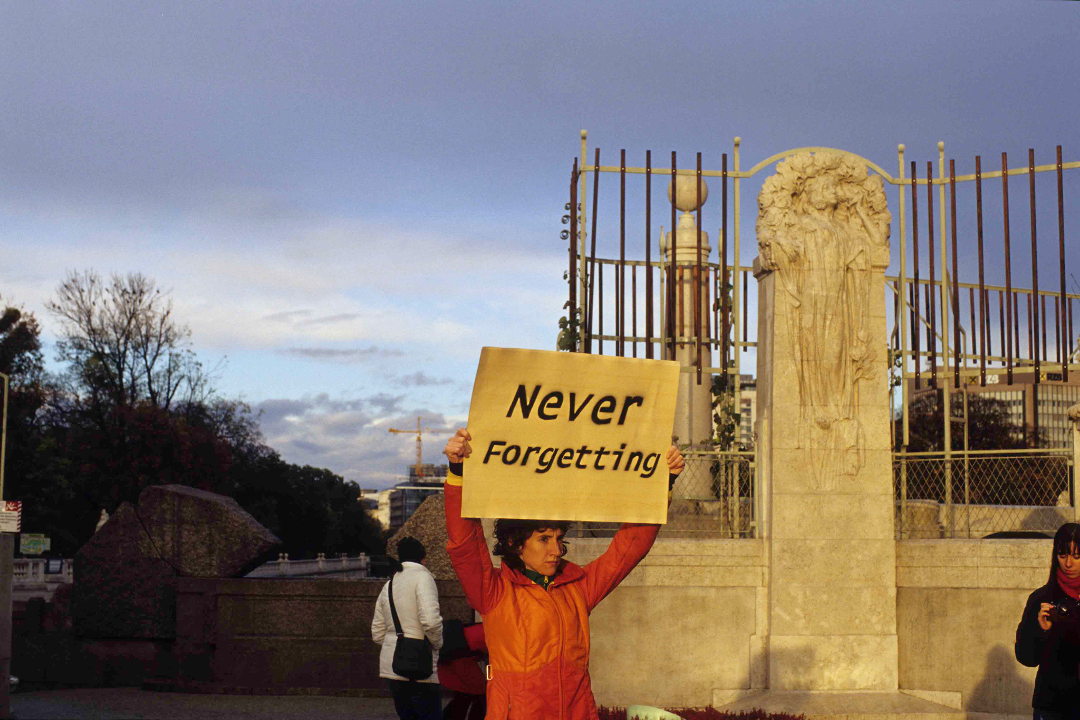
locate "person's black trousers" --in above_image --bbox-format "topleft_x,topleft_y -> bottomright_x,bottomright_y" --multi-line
385,679 -> 442,720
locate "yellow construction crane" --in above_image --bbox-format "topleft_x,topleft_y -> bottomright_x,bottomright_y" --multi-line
387,417 -> 452,478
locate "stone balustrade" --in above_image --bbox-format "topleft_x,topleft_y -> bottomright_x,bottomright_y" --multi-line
243,553 -> 371,579
12,559 -> 74,586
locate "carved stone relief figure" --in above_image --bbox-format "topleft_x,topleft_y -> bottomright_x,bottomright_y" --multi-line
757,152 -> 891,490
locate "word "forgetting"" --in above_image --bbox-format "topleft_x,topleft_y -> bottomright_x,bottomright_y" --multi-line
483,440 -> 661,478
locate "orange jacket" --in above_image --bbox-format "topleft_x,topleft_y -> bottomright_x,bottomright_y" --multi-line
443,472 -> 659,720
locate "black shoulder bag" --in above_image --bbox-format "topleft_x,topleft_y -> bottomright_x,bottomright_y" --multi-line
388,573 -> 433,681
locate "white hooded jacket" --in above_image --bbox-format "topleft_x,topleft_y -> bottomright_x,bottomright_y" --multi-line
371,561 -> 443,682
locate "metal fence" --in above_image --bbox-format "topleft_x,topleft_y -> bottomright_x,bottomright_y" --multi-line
568,449 -> 756,538
894,449 -> 1074,538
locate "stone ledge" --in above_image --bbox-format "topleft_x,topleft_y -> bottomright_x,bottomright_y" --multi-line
142,679 -> 391,697
715,690 -> 965,720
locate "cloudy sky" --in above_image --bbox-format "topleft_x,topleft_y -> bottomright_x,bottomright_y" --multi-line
2,1 -> 1078,490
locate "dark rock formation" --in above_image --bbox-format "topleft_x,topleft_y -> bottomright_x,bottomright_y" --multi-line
139,484 -> 280,578
73,503 -> 179,639
386,494 -> 456,580
74,486 -> 282,639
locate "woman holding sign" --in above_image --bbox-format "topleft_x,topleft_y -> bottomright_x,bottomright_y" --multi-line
443,428 -> 684,720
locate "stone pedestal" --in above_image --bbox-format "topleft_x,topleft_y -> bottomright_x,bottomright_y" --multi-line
722,152 -> 958,718
756,254 -> 897,691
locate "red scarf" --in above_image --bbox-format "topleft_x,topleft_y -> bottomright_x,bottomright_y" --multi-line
1057,569 -> 1080,599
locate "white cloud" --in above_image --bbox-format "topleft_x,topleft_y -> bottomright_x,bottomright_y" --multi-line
255,394 -> 463,489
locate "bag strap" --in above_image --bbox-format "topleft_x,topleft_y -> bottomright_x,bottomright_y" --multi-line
387,573 -> 406,638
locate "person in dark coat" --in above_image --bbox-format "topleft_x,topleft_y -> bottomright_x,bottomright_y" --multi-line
438,620 -> 487,720
1016,522 -> 1080,720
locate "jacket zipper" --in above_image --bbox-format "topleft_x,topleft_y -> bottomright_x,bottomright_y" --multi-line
545,583 -> 566,720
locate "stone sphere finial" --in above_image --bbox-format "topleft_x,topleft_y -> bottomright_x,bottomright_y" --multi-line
1068,402 -> 1080,427
667,175 -> 709,213
937,141 -> 945,152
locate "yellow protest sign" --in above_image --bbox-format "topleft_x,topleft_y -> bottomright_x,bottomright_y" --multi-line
462,347 -> 679,523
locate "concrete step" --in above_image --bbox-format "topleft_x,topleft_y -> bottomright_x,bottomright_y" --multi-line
714,691 -> 964,720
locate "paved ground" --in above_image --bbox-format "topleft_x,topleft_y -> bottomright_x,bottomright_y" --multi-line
8,688 -> 401,719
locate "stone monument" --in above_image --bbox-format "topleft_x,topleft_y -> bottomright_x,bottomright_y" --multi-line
721,152 -> 959,716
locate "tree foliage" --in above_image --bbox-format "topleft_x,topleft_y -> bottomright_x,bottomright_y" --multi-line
0,277 -> 385,560
48,270 -> 211,414
895,389 -> 1034,452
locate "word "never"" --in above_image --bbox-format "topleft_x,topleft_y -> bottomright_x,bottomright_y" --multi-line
505,384 -> 644,425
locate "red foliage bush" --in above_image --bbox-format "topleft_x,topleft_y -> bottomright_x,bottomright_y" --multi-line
599,708 -> 805,720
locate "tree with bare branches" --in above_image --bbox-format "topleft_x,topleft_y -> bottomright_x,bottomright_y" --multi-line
48,270 -> 211,416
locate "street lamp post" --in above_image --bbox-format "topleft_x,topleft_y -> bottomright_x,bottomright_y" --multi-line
0,370 -> 7,501
0,370 -> 11,718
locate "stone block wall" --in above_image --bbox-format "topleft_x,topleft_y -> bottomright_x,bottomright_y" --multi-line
574,537 -> 1050,714
566,538 -> 766,709
897,539 -> 1048,715
170,576 -> 473,692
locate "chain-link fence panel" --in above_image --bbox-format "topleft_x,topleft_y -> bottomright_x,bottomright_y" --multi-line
568,450 -> 755,539
894,451 -> 1074,538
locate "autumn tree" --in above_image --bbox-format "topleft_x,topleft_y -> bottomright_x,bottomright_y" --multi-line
46,271 -> 227,506
36,271 -> 386,558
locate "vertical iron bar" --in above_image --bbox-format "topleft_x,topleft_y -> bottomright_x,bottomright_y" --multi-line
910,283 -> 917,358
646,151 -> 653,359
721,154 -> 729,382
1029,149 -> 1040,383
926,285 -> 933,366
669,152 -> 678,358
678,266 -> 685,352
1013,291 -> 1021,370
1028,293 -> 1033,361
713,267 -> 719,370
1058,146 -> 1068,380
619,149 -> 626,357
1055,295 -> 1060,364
975,157 -> 986,385
743,270 -> 748,351
985,289 -> 993,359
912,162 -> 921,389
632,265 -> 638,358
587,148 -> 600,354
972,284 -> 980,358
1002,153 -> 1014,384
951,159 -> 961,388
696,152 -> 703,384
998,290 -> 1005,366
1042,295 -> 1048,363
1070,298 -> 1075,367
926,162 -> 937,387
569,159 -> 578,351
598,262 -> 604,355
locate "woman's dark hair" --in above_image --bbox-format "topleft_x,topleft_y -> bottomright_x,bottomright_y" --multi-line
1049,523 -> 1080,583
397,536 -> 426,564
493,519 -> 570,572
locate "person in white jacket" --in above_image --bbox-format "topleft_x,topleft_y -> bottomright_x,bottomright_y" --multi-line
371,537 -> 444,720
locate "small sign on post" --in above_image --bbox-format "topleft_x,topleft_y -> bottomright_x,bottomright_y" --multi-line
0,501 -> 21,533
20,533 -> 50,555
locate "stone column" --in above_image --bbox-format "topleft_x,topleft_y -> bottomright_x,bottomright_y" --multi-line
661,177 -> 713,508
755,152 -> 896,690
661,176 -> 712,452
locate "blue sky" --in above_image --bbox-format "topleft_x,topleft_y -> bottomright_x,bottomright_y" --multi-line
2,1 -> 1078,489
